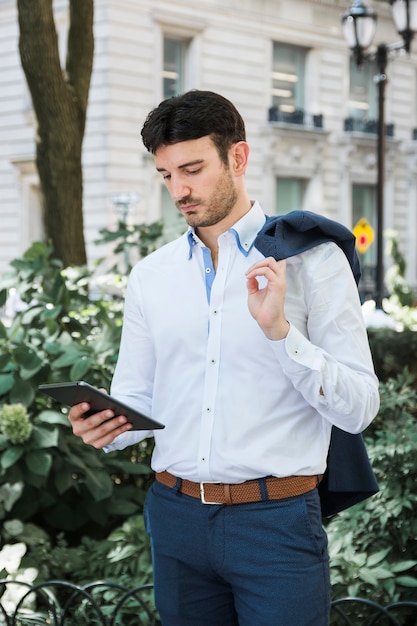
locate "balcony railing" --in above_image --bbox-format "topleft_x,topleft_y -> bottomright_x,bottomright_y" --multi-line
344,117 -> 395,137
268,107 -> 324,129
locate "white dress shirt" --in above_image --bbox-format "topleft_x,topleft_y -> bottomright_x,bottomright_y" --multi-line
106,202 -> 379,482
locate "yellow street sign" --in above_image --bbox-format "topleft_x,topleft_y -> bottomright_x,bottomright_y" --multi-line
353,218 -> 374,254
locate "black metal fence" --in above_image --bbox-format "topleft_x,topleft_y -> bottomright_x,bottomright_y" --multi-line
0,579 -> 416,625
0,580 -> 159,626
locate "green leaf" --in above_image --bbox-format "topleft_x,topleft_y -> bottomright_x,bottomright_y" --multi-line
107,545 -> 138,562
62,448 -> 93,472
391,560 -> 417,573
70,356 -> 93,381
14,345 -> 43,370
396,575 -> 417,587
0,481 -> 24,511
382,578 -> 396,598
0,373 -> 15,395
44,341 -> 63,356
84,468 -> 113,501
0,354 -> 12,372
9,322 -> 25,345
347,582 -> 360,597
358,567 -> 378,586
25,450 -> 52,476
52,348 -> 88,368
0,446 -> 24,469
38,410 -> 70,427
0,290 -> 7,309
32,426 -> 59,449
55,470 -> 76,495
10,379 -> 35,406
106,459 -> 152,474
370,567 -> 394,580
367,548 -> 391,567
108,500 -> 141,515
22,240 -> 52,262
20,306 -> 45,325
19,364 -> 44,380
40,305 -> 63,320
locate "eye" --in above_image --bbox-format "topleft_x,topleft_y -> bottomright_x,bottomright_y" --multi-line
162,174 -> 171,180
186,168 -> 201,175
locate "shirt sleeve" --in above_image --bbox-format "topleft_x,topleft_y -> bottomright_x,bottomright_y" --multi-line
270,242 -> 380,434
104,267 -> 156,452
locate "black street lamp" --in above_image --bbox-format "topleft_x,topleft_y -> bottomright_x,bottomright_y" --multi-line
341,0 -> 417,309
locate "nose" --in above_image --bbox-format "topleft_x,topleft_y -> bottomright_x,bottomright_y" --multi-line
168,176 -> 191,203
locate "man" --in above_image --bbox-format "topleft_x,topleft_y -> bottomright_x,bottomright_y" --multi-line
69,90 -> 379,625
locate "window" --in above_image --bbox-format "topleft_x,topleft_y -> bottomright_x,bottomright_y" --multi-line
162,37 -> 187,99
346,60 -> 377,130
275,179 -> 305,215
271,43 -> 307,122
348,59 -> 376,120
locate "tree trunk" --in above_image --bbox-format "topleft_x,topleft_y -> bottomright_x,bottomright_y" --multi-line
17,0 -> 94,266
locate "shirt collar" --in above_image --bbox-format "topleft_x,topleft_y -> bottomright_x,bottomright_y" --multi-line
187,201 -> 267,259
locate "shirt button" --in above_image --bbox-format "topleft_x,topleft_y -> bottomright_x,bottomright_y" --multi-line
205,267 -> 211,273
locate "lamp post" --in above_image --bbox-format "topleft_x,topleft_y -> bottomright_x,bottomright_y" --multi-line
341,0 -> 417,309
111,192 -> 140,269
111,192 -> 139,224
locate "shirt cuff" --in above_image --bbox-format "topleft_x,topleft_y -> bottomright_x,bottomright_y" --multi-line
269,323 -> 323,373
102,430 -> 149,452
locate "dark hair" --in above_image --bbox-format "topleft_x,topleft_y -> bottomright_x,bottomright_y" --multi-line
141,90 -> 246,164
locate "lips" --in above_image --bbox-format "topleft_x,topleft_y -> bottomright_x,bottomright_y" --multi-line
177,202 -> 199,213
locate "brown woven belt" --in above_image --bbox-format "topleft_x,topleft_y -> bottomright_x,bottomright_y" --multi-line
155,470 -> 321,505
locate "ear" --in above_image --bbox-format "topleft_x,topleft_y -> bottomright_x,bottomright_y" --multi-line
230,141 -> 250,175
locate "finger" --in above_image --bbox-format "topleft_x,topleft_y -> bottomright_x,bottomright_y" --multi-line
246,255 -> 279,270
68,402 -> 114,433
246,276 -> 261,295
71,410 -> 132,446
245,264 -> 285,286
68,402 -> 92,423
246,257 -> 286,279
82,416 -> 133,449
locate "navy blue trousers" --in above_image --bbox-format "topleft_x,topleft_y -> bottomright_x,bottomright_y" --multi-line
144,480 -> 330,625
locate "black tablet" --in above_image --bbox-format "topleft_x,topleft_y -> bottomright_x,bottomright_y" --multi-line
38,381 -> 164,431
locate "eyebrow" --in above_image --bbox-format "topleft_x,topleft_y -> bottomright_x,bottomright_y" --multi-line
156,159 -> 205,173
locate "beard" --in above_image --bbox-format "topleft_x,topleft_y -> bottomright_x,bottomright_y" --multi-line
175,166 -> 238,228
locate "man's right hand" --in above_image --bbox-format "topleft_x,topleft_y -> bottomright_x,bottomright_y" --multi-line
68,402 -> 133,449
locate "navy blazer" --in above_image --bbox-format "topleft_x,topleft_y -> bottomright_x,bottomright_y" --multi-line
254,211 -> 379,517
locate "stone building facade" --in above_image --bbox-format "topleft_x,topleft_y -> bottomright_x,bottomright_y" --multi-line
1,0 -> 417,291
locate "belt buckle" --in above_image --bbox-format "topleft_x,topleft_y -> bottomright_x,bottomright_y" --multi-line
199,481 -> 222,504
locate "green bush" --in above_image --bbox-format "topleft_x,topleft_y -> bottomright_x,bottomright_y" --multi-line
368,328 -> 417,382
2,514 -> 153,587
0,241 -> 154,543
0,516 -> 156,624
327,369 -> 417,603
